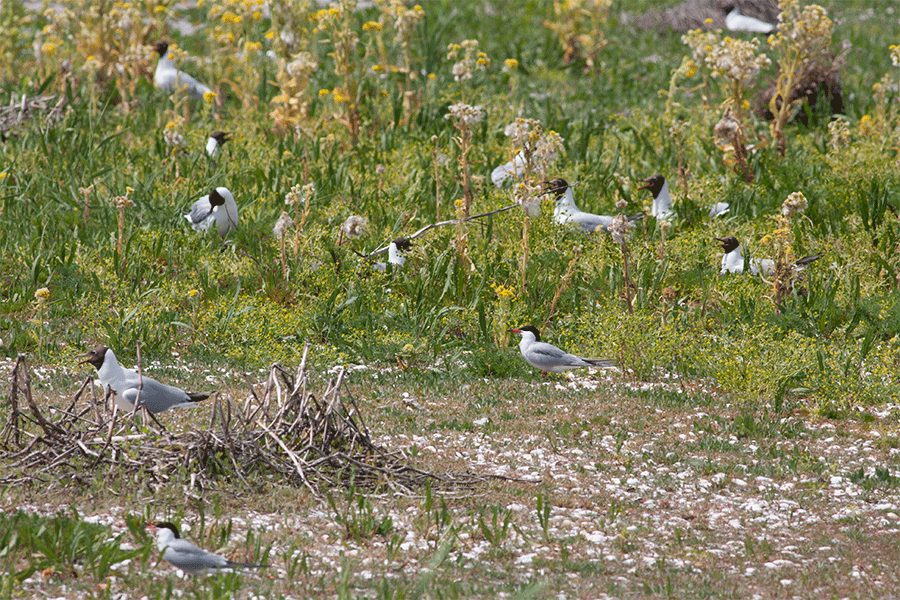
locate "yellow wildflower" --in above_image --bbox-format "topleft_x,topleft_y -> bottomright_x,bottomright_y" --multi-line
203,91 -> 217,104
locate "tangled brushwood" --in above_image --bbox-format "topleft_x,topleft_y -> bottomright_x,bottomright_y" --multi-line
0,350 -> 507,495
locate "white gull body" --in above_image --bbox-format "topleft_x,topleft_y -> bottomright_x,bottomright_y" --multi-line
185,187 -> 239,237
640,175 -> 729,220
153,41 -> 212,98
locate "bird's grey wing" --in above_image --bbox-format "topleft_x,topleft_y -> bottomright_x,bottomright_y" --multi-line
173,70 -> 211,97
574,213 -> 612,234
795,254 -> 821,267
163,540 -> 228,571
188,196 -> 213,225
121,378 -> 191,414
530,343 -> 585,367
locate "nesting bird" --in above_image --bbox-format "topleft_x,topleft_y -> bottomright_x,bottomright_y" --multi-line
185,187 -> 239,237
153,41 -> 213,99
715,236 -> 821,276
78,346 -> 211,414
206,131 -> 231,158
639,175 -> 729,220
540,178 -> 641,234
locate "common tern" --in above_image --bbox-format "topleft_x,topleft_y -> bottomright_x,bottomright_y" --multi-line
725,7 -> 775,34
639,175 -> 729,220
540,178 -> 641,234
508,326 -> 616,374
153,41 -> 213,98
206,131 -> 231,158
146,522 -> 269,573
715,236 -> 821,276
78,346 -> 211,414
185,187 -> 239,237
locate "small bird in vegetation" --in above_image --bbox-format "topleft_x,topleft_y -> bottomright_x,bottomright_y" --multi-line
78,346 -> 211,414
373,237 -> 412,272
491,151 -> 527,187
639,175 -> 729,220
540,178 -> 642,234
185,187 -> 239,237
146,522 -> 269,573
508,326 -> 616,374
715,236 -> 821,276
153,41 -> 212,98
206,131 -> 231,158
725,6 -> 775,34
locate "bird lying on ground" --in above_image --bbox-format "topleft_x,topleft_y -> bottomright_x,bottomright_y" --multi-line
540,178 -> 642,234
185,187 -> 239,238
153,41 -> 213,98
715,236 -> 821,276
639,175 -> 729,220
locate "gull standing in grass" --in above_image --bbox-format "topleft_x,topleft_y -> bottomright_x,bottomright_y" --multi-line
146,522 -> 269,574
508,326 -> 616,374
206,131 -> 231,158
540,178 -> 641,234
78,346 -> 211,414
715,236 -> 821,276
185,187 -> 239,237
639,175 -> 729,220
153,41 -> 212,98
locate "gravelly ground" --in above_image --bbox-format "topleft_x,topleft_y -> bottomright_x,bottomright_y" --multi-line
6,360 -> 900,598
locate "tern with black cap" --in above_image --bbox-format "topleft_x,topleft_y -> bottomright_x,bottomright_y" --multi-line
508,326 -> 616,374
146,522 -> 269,573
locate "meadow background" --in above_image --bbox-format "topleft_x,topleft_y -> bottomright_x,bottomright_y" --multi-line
3,0 -> 900,598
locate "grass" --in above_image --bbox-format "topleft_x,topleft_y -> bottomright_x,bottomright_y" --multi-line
3,0 -> 900,597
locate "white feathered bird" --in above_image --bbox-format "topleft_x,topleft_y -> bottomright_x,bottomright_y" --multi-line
716,236 -> 821,276
146,522 -> 269,573
153,41 -> 213,98
508,326 -> 616,374
78,346 -> 211,414
185,187 -> 239,237
639,175 -> 729,220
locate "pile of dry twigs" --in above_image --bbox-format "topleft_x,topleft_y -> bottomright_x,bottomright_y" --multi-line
0,346 -> 503,495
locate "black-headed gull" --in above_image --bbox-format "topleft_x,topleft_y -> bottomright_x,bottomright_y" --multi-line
185,187 -> 238,237
508,326 -> 616,374
153,41 -> 212,98
639,175 -> 729,220
206,131 -> 231,158
146,522 -> 269,573
716,236 -> 820,276
540,178 -> 641,234
78,346 -> 210,414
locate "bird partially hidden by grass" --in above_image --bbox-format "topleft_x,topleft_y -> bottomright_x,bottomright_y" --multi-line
146,522 -> 269,574
508,326 -> 616,374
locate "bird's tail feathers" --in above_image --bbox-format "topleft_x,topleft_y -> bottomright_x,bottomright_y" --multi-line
225,561 -> 269,570
626,213 -> 644,223
585,358 -> 617,368
187,391 -> 213,403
